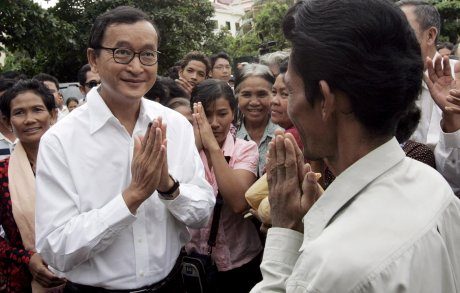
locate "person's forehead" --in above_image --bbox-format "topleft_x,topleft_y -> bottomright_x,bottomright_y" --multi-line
186,60 -> 207,72
214,58 -> 230,66
43,80 -> 58,91
102,21 -> 158,47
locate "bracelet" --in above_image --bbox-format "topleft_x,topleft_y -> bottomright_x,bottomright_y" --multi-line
157,175 -> 180,199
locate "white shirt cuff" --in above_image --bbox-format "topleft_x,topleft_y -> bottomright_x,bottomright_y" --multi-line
264,227 -> 303,266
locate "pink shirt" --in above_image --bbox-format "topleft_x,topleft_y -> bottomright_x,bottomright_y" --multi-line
186,132 -> 263,271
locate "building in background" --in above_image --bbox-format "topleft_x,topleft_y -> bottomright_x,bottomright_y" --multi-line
210,0 -> 254,36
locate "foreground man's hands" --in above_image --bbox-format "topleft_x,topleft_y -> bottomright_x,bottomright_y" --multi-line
266,130 -> 323,233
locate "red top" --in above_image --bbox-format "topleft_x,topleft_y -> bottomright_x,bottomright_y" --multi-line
0,158 -> 34,292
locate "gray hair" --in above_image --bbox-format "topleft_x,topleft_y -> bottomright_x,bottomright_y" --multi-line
234,63 -> 275,95
259,51 -> 290,67
396,0 -> 441,42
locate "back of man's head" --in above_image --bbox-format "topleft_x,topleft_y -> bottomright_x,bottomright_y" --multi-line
88,6 -> 159,51
283,0 -> 423,138
395,0 -> 440,42
33,73 -> 60,91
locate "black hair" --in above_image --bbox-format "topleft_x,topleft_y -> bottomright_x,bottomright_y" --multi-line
191,79 -> 237,114
33,73 -> 60,91
88,6 -> 160,53
283,0 -> 423,137
0,71 -> 27,81
66,97 -> 79,107
279,60 -> 288,75
77,64 -> 92,86
396,0 -> 441,42
180,51 -> 211,75
395,102 -> 421,143
0,79 -> 16,94
210,51 -> 232,69
437,41 -> 454,51
0,79 -> 56,120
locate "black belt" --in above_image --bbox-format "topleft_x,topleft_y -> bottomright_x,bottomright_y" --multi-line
64,253 -> 184,293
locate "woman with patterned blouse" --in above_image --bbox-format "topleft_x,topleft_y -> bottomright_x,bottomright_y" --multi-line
0,80 -> 65,292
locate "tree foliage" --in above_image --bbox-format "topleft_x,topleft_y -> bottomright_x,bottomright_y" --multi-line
1,0 -> 215,81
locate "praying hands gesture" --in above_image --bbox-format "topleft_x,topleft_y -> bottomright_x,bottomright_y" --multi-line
192,102 -> 220,153
425,55 -> 460,132
124,117 -> 175,213
266,130 -> 323,233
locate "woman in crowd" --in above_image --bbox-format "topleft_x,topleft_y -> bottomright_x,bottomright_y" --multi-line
187,79 -> 262,293
0,79 -> 66,292
65,97 -> 79,113
270,61 -> 302,149
235,64 -> 280,177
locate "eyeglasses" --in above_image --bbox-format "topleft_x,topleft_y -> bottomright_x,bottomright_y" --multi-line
213,65 -> 231,71
84,80 -> 101,89
95,46 -> 161,66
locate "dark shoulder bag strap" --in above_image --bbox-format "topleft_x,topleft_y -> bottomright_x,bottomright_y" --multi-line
207,156 -> 231,254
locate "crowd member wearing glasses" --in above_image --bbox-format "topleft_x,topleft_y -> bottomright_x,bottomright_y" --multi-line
33,73 -> 68,120
209,52 -> 232,83
77,64 -> 101,104
34,6 -> 214,292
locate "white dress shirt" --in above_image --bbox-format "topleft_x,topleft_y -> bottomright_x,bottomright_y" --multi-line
251,138 -> 460,293
412,55 -> 460,196
35,88 -> 215,289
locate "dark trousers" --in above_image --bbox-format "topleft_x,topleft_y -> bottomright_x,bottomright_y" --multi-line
214,253 -> 262,293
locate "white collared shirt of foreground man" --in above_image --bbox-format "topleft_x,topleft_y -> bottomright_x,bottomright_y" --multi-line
34,87 -> 214,289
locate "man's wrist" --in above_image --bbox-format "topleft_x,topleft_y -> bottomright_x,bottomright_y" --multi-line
157,175 -> 180,199
441,113 -> 460,133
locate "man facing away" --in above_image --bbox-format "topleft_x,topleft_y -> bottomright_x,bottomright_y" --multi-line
35,6 -> 215,292
251,0 -> 460,292
397,0 -> 460,197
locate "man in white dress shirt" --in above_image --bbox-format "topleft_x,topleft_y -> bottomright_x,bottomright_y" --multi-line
397,0 -> 460,196
35,6 -> 215,292
251,0 -> 460,292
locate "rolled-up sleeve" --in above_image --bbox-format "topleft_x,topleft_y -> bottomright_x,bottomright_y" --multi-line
435,129 -> 460,197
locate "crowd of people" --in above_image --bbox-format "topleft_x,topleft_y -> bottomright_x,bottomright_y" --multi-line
0,0 -> 459,292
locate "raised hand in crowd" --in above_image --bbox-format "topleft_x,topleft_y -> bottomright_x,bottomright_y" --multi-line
266,130 -> 323,233
28,253 -> 66,288
425,55 -> 460,132
175,77 -> 194,99
192,102 -> 220,153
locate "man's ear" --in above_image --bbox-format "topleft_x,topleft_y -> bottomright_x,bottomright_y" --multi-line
178,69 -> 184,79
208,71 -> 213,78
319,80 -> 336,121
87,48 -> 99,74
426,26 -> 438,46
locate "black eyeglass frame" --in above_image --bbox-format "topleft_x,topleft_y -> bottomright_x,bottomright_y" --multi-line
93,46 -> 161,66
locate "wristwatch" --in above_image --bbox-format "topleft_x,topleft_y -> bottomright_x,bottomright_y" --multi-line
157,175 -> 180,199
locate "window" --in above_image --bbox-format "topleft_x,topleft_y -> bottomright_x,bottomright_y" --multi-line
212,20 -> 218,29
226,21 -> 231,30
235,22 -> 240,31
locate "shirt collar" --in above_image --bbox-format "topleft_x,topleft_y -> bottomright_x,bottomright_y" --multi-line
302,137 -> 405,242
221,132 -> 236,158
239,120 -> 279,145
87,88 -> 156,134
